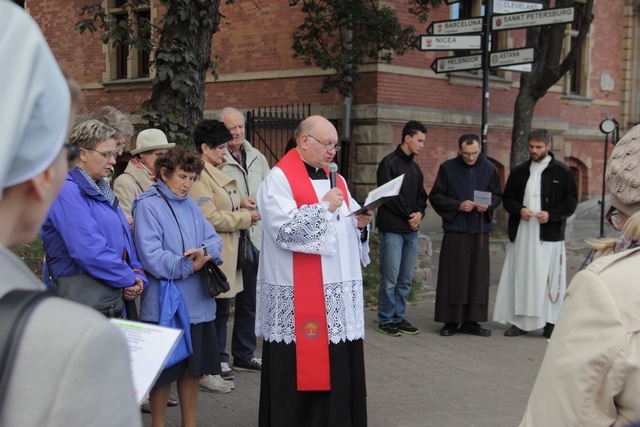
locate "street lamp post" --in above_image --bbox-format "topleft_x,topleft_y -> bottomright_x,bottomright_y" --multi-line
598,118 -> 619,238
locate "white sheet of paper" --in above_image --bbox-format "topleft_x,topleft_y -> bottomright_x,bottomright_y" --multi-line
474,190 -> 492,206
348,174 -> 405,216
110,319 -> 183,404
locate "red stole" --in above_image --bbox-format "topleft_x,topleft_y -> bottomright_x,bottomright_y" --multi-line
277,149 -> 349,391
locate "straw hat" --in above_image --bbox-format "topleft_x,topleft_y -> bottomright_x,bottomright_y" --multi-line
130,129 -> 175,155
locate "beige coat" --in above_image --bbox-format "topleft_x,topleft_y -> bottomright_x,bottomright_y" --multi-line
221,140 -> 269,248
113,161 -> 154,218
520,247 -> 640,427
190,161 -> 252,298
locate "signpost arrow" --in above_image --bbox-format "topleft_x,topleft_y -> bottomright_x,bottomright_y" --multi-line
493,0 -> 543,14
492,6 -> 575,31
431,54 -> 483,74
443,0 -> 465,4
418,35 -> 482,51
427,17 -> 484,35
489,47 -> 536,68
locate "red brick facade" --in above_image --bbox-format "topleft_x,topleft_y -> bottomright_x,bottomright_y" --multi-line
25,0 -> 631,200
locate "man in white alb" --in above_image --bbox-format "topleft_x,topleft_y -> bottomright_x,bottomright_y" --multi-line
493,129 -> 578,338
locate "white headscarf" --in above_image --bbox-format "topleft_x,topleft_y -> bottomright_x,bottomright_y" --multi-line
0,1 -> 70,196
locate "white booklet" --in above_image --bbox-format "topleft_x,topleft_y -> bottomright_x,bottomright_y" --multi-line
110,319 -> 183,404
349,174 -> 405,216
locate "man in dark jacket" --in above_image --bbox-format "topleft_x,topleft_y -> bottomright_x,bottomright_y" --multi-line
375,120 -> 428,336
430,134 -> 501,337
493,129 -> 578,338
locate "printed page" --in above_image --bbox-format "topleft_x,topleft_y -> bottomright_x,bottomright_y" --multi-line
110,319 -> 182,404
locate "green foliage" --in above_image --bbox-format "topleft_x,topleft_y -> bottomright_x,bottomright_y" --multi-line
13,237 -> 44,279
290,0 -> 442,96
76,0 -> 223,145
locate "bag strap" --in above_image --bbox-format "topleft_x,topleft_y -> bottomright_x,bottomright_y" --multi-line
156,188 -> 186,253
0,290 -> 52,413
124,172 -> 145,193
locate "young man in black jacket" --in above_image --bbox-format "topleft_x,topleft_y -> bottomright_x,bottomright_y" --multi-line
493,129 -> 578,338
375,120 -> 428,336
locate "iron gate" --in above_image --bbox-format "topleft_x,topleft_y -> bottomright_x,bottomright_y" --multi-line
246,104 -> 311,167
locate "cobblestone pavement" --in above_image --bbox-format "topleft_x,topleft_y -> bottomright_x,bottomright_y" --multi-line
143,240 -> 592,427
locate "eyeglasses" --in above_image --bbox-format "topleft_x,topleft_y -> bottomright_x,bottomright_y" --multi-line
116,142 -> 126,151
64,144 -> 80,171
461,151 -> 480,158
308,134 -> 341,152
82,147 -> 118,160
605,206 -> 624,231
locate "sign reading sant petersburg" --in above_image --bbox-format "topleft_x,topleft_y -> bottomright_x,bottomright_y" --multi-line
492,7 -> 576,31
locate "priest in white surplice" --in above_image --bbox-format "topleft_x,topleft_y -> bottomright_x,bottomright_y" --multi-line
493,129 -> 578,338
255,116 -> 372,427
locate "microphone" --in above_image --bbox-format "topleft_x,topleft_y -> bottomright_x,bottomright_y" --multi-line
329,163 -> 338,188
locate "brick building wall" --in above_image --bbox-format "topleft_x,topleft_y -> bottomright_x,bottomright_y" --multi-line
24,0 -> 630,201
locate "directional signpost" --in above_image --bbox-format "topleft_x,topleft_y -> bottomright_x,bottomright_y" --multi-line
418,35 -> 482,51
492,7 -> 576,31
427,17 -> 483,36
422,0 -> 577,153
493,0 -> 543,14
431,54 -> 483,74
489,47 -> 536,68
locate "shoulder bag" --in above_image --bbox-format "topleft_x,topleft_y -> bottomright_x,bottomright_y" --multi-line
45,248 -> 124,318
157,189 -> 229,298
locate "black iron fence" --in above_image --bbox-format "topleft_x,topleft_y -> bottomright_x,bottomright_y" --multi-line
246,104 -> 311,167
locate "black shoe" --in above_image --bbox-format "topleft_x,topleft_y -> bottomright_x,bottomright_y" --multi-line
233,358 -> 262,372
504,325 -> 528,337
440,323 -> 459,337
543,323 -> 555,338
458,322 -> 491,337
377,323 -> 401,337
396,319 -> 419,335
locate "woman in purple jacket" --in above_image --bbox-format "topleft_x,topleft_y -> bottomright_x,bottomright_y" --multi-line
41,119 -> 147,313
133,147 -> 223,427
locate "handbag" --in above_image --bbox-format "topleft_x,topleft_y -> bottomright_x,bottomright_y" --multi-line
203,260 -> 230,297
158,258 -> 193,368
237,229 -> 258,270
54,274 -> 124,318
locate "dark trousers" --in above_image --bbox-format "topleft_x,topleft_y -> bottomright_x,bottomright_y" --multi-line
232,259 -> 258,363
214,297 -> 231,363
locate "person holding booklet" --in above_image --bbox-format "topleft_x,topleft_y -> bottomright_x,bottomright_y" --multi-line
133,147 -> 223,427
375,120 -> 428,337
256,115 -> 372,426
429,134 -> 501,337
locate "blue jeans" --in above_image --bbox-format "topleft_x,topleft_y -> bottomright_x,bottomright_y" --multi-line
378,230 -> 418,325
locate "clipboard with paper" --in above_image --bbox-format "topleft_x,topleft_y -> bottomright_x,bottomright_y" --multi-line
349,174 -> 405,216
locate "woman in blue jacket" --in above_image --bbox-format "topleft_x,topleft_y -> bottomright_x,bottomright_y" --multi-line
41,119 -> 147,314
133,147 -> 223,427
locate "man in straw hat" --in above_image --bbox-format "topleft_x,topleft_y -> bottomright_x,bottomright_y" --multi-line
0,1 -> 140,425
113,128 -> 175,222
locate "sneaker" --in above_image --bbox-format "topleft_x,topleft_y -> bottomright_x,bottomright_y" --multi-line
233,357 -> 262,372
221,362 -> 235,380
140,395 -> 179,413
376,323 -> 401,337
199,374 -> 232,393
396,319 -> 419,335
